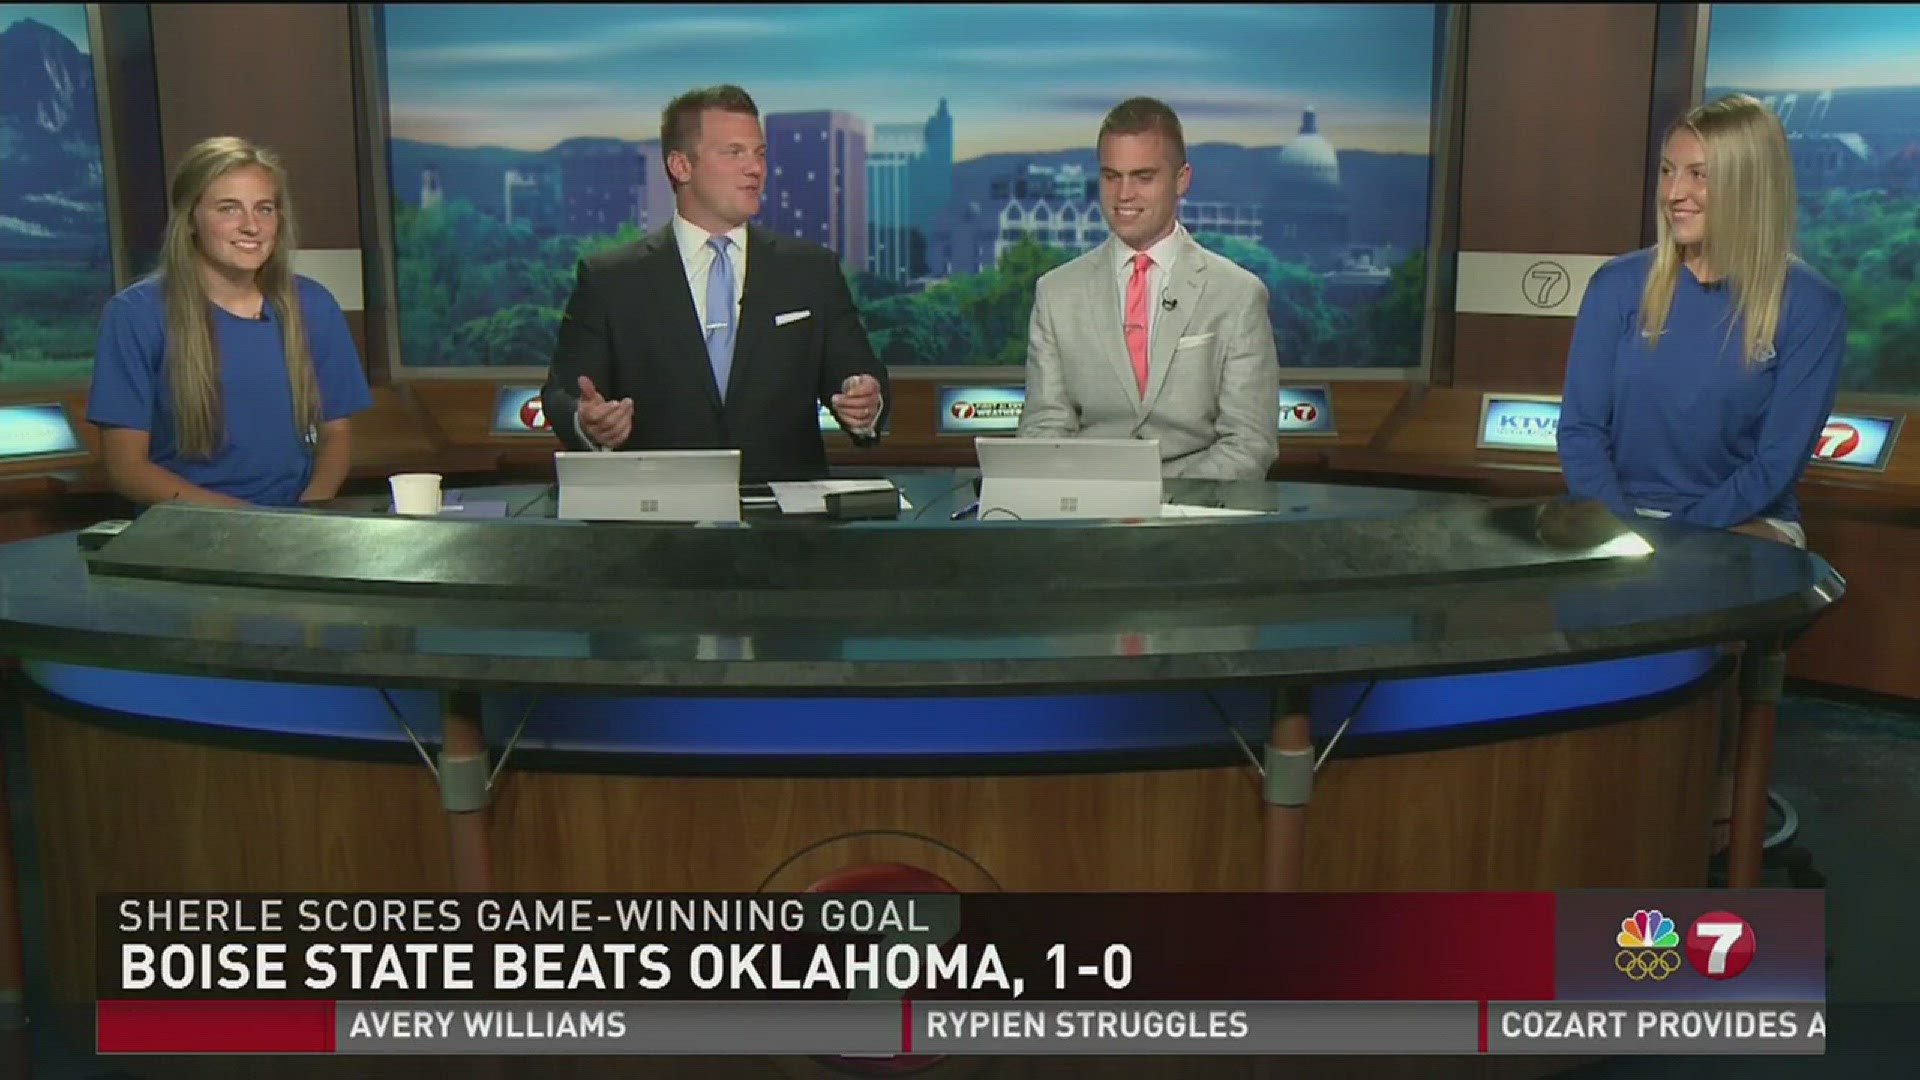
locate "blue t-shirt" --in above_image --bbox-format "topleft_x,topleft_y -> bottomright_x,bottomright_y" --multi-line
88,275 -> 373,506
1557,248 -> 1846,527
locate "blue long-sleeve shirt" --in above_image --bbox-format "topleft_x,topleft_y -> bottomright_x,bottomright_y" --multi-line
1556,248 -> 1846,527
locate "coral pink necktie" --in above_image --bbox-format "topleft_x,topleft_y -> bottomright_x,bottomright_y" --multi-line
1124,252 -> 1153,398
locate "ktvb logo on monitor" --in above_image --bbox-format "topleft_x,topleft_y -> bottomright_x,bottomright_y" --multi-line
490,386 -> 552,436
1477,395 -> 1561,452
1615,908 -> 1758,982
1809,413 -> 1901,471
1277,386 -> 1336,435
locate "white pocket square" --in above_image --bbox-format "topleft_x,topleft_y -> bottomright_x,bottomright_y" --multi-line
774,309 -> 812,326
1175,332 -> 1216,348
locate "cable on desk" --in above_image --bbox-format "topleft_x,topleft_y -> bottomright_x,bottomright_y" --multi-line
909,476 -> 979,521
508,484 -> 556,519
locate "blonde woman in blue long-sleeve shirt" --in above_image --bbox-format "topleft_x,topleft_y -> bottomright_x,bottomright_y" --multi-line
1559,93 -> 1846,864
1557,94 -> 1846,550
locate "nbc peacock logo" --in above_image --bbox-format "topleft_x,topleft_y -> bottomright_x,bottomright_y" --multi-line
1614,908 -> 1683,981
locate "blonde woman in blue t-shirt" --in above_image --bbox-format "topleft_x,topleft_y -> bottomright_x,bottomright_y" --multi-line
89,137 -> 371,507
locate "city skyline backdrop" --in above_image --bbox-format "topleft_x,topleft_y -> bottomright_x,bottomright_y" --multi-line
382,3 -> 1441,159
374,3 -> 1445,370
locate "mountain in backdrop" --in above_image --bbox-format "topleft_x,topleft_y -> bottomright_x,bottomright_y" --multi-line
0,16 -> 108,259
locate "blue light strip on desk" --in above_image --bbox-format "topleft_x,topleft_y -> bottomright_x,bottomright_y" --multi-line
23,648 -> 1718,759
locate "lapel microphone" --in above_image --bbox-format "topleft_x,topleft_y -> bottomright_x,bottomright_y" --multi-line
1161,295 -> 1178,311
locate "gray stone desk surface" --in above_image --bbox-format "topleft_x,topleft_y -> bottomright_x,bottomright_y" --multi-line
0,470 -> 1843,693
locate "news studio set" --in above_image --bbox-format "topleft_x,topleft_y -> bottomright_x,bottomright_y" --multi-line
3,3 -> 1919,1080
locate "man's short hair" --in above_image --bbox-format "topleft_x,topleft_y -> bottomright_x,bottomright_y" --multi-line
661,84 -> 760,165
1097,97 -> 1187,165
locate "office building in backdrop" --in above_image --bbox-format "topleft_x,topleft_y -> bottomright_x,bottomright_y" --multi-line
764,111 -> 869,271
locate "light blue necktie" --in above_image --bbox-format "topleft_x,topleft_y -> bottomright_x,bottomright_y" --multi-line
704,235 -> 736,402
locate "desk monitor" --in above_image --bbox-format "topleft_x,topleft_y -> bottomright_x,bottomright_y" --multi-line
939,386 -> 1026,434
975,437 -> 1161,521
0,402 -> 85,463
1477,394 -> 1561,452
490,386 -> 552,436
555,450 -> 741,523
1278,385 -> 1336,436
1810,412 -> 1904,472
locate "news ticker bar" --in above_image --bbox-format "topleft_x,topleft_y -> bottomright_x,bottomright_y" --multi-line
98,1000 -> 1827,1056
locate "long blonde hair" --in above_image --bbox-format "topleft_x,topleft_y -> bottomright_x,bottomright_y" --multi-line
1638,94 -> 1797,367
158,137 -> 321,458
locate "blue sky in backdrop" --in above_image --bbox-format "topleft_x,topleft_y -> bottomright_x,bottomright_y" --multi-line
382,3 -> 1439,157
1707,4 -> 1920,88
0,4 -> 89,48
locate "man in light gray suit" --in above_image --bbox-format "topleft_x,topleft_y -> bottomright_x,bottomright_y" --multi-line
1018,97 -> 1279,480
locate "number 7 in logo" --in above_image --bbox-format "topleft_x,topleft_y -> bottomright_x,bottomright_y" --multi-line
1685,913 -> 1757,979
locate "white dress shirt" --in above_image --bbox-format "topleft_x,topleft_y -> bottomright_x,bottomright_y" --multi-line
1113,221 -> 1187,345
672,212 -> 749,333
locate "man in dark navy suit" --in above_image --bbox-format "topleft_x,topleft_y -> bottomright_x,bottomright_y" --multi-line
542,85 -> 888,482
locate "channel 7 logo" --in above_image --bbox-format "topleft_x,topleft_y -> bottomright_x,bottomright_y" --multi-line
1685,912 -> 1756,980
1615,909 -> 1756,982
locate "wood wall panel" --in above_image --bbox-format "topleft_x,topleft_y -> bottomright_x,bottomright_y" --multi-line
147,5 -> 362,251
1316,382 -> 1413,450
1450,315 -> 1576,393
1456,4 -> 1659,255
1453,3 -> 1659,390
1787,516 -> 1920,699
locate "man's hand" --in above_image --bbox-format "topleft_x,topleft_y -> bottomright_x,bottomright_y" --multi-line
576,374 -> 633,448
830,374 -> 882,430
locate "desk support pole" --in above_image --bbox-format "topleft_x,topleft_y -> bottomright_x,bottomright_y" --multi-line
0,720 -> 29,1079
1727,643 -> 1785,889
1262,687 -> 1314,892
439,692 -> 495,892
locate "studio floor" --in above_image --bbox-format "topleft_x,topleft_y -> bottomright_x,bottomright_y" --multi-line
5,682 -> 1915,1079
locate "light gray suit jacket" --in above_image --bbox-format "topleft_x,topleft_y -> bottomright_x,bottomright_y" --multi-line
1018,230 -> 1280,480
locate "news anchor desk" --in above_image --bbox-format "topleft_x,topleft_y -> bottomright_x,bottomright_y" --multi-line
0,471 -> 1840,997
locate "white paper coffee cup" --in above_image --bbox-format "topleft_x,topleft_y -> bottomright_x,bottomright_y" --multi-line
389,472 -> 443,516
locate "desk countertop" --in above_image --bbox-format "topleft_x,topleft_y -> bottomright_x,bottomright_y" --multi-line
0,470 -> 1841,693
